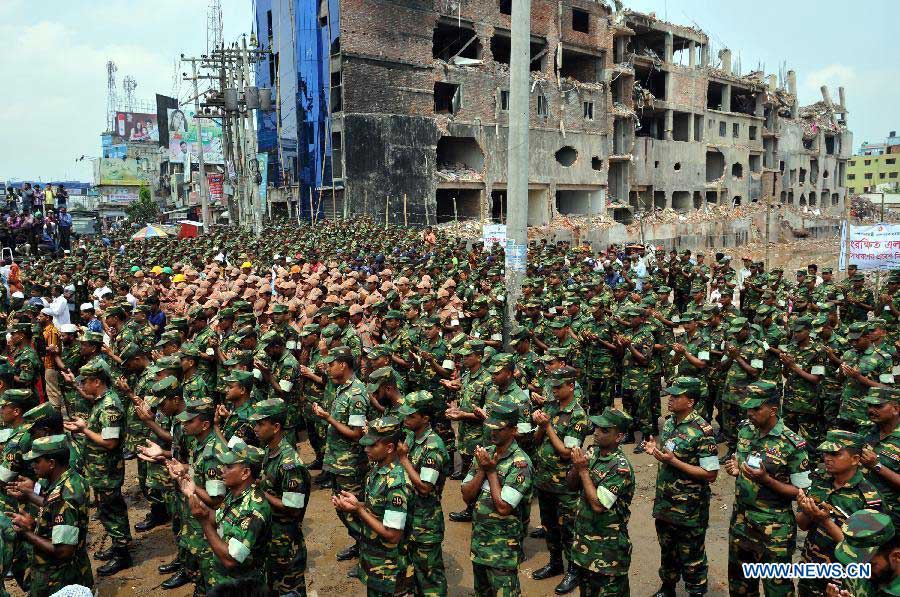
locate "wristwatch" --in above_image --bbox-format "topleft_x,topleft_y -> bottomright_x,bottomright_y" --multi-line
873,463 -> 883,473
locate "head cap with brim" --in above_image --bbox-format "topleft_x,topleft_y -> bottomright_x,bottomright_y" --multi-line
366,366 -> 396,393
23,434 -> 69,461
588,406 -> 632,431
222,369 -> 255,385
818,429 -> 864,453
740,380 -> 780,408
847,321 -> 868,340
0,389 -> 35,410
726,316 -> 750,333
322,346 -> 354,364
218,443 -> 265,467
359,415 -> 403,446
483,402 -> 519,430
488,353 -> 515,374
548,366 -> 577,387
78,360 -> 111,382
397,390 -> 435,417
249,398 -> 288,422
175,399 -> 215,422
863,386 -> 900,406
834,509 -> 895,565
663,376 -> 703,399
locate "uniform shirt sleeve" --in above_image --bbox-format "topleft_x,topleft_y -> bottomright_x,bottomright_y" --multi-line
280,460 -> 309,510
787,438 -> 811,489
224,508 -> 267,563
499,456 -> 531,509
99,401 -> 124,440
594,457 -> 630,509
381,478 -> 410,530
696,427 -> 721,471
418,443 -> 446,487
51,485 -> 82,546
563,412 -> 590,450
278,361 -> 298,393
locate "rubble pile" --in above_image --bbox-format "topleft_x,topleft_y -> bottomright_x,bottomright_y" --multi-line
435,219 -> 482,239
436,163 -> 483,183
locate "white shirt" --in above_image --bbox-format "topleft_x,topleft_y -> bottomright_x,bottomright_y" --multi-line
42,294 -> 71,327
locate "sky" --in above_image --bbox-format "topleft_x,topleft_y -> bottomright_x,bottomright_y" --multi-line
0,0 -> 896,183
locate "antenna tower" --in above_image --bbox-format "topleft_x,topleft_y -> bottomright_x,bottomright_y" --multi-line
207,0 -> 223,53
106,60 -> 118,131
122,76 -> 137,112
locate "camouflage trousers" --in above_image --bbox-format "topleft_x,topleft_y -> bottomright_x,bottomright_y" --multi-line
30,553 -> 93,597
622,382 -> 656,437
782,410 -> 822,462
473,563 -> 520,597
728,509 -> 796,597
96,488 -> 132,546
409,540 -> 446,597
266,519 -> 307,596
332,474 -> 365,543
655,519 -> 708,594
704,378 -> 722,427
536,489 -> 579,560
124,400 -> 150,453
721,400 -> 743,451
820,380 -> 841,423
575,567 -> 629,597
585,375 -> 614,416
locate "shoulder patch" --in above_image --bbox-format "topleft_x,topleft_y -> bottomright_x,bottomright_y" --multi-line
784,429 -> 807,449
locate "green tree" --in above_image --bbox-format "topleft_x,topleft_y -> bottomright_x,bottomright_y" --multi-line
126,186 -> 159,226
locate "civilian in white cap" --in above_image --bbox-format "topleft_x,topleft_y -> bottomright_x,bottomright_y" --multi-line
41,284 -> 71,327
80,303 -> 103,334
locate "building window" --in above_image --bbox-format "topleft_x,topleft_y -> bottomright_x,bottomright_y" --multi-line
537,95 -> 548,117
499,0 -> 512,15
583,101 -> 594,120
887,158 -> 896,165
865,173 -> 873,180
708,119 -> 713,129
435,82 -> 461,114
850,160 -> 856,166
865,160 -> 871,165
891,172 -> 898,179
500,90 -> 510,111
848,174 -> 855,180
719,122 -> 726,137
572,8 -> 590,33
732,123 -> 740,138
880,173 -> 886,179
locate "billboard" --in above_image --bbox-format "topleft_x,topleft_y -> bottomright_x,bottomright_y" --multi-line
168,108 -> 224,165
156,94 -> 178,149
114,112 -> 159,143
207,173 -> 224,204
839,222 -> 900,270
95,158 -> 151,186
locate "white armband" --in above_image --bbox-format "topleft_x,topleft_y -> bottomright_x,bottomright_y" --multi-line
286,340 -> 297,350
253,368 -> 263,380
879,374 -> 895,384
698,351 -> 710,361
51,524 -> 80,545
762,341 -> 770,351
596,485 -> 618,508
0,466 -> 16,482
491,333 -> 503,341
205,479 -> 226,497
516,422 -> 533,434
442,359 -> 455,370
101,427 -> 121,439
420,467 -> 439,485
206,348 -> 215,356
810,366 -> 825,376
698,455 -> 720,471
227,435 -> 243,449
563,436 -> 581,449
750,359 -> 764,369
348,414 -> 367,427
500,485 -> 524,507
383,509 -> 407,530
462,473 -> 474,484
278,380 -> 294,392
790,471 -> 811,489
282,491 -> 306,509
227,537 -> 251,563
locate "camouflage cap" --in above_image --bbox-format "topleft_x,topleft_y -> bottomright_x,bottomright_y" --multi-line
155,330 -> 181,347
656,285 -> 673,294
22,401 -> 56,423
179,343 -> 201,358
331,304 -> 350,317
548,366 -> 577,387
754,304 -> 775,318
259,330 -> 285,346
359,415 -> 403,446
678,311 -> 698,322
249,398 -> 288,422
664,376 -> 703,399
218,442 -> 265,467
726,316 -> 750,333
299,323 -> 321,337
155,355 -> 182,371
169,317 -> 189,330
818,429 -> 864,453
366,344 -> 393,359
0,389 -> 35,409
384,310 -> 405,320
222,369 -> 255,385
187,306 -> 207,320
863,386 -> 900,406
322,346 -> 354,364
834,509 -> 895,565
455,340 -> 484,356
790,317 -> 813,331
588,406 -> 632,431
119,342 -> 145,361
175,399 -> 215,422
488,353 -> 516,373
548,318 -> 571,329
23,434 -> 69,461
541,346 -> 570,363
104,305 -> 126,318
847,321 -> 868,340
269,303 -> 289,314
366,366 -> 397,393
740,380 -> 780,408
811,314 -> 829,329
321,323 -> 341,339
78,360 -> 111,381
483,402 -> 519,430
397,390 -> 435,417
80,330 -> 104,344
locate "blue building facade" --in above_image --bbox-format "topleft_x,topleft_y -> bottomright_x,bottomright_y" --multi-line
253,0 -> 339,217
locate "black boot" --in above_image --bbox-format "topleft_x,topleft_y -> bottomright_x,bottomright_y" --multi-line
554,564 -> 580,595
161,569 -> 192,589
449,506 -> 473,522
315,471 -> 334,488
94,546 -> 116,561
157,558 -> 181,574
652,584 -> 677,597
532,553 -> 564,580
136,504 -> 170,532
623,433 -> 636,444
449,469 -> 465,481
97,547 -> 132,576
308,458 -> 323,471
529,527 -> 547,539
336,543 -> 359,561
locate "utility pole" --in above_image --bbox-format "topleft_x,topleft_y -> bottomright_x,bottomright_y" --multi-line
185,58 -> 211,233
503,0 -> 531,347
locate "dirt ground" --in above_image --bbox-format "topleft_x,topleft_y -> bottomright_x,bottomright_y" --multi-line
4,238 -> 841,597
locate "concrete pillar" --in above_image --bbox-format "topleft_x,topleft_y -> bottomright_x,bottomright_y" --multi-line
665,109 -> 674,141
700,45 -> 709,67
787,70 -> 797,95
689,41 -> 696,67
722,84 -> 732,113
664,32 -> 674,63
768,74 -> 777,90
719,48 -> 732,74
838,87 -> 846,111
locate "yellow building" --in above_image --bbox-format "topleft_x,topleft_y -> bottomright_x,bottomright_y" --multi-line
847,151 -> 900,194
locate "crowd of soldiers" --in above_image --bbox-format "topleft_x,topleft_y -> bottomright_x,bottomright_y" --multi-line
0,218 -> 897,597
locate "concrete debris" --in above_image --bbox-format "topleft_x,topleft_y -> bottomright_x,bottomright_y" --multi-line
436,163 -> 482,183
434,219 -> 482,239
530,213 -> 617,239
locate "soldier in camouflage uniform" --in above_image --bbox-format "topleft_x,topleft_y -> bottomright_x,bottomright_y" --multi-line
576,299 -> 618,415
8,434 -> 93,595
62,360 -> 132,576
188,306 -> 219,386
9,323 -> 41,395
671,311 -> 711,417
334,415 -> 414,596
0,388 -> 36,591
218,370 -> 260,447
861,388 -> 900,530
719,317 -> 766,457
724,381 -> 811,596
643,377 -> 719,597
180,342 -> 211,404
617,306 -> 656,449
410,316 -> 455,460
367,366 -> 405,418
781,317 -> 827,462
311,346 -> 370,561
832,509 -> 897,597
530,367 -> 590,593
567,406 -> 635,597
190,442 -> 272,589
332,304 -> 363,362
251,398 -> 311,596
843,273 -> 875,324
797,429 -> 884,596
460,403 -> 532,596
397,391 -> 450,596
168,399 -> 227,592
839,321 -> 895,431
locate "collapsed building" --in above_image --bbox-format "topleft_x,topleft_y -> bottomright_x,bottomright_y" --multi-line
256,0 -> 851,239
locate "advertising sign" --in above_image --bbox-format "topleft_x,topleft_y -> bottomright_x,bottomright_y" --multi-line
114,112 -> 159,143
482,224 -> 507,251
207,173 -> 224,204
840,223 -> 900,270
168,108 -> 224,165
257,153 -> 269,205
95,158 -> 150,186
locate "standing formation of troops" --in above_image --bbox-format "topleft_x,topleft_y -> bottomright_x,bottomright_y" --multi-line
0,219 -> 897,597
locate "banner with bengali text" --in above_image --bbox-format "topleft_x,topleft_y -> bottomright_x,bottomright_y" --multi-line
840,223 -> 900,270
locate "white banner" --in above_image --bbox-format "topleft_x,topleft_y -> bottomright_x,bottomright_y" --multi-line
842,222 -> 900,270
482,224 -> 507,251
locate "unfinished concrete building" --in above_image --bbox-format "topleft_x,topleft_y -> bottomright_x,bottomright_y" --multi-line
271,1 -> 850,227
